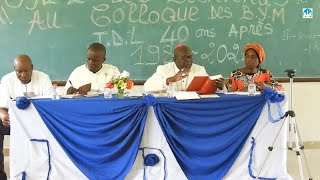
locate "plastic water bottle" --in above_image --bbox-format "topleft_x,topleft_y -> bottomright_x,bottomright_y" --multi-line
248,79 -> 256,96
167,82 -> 175,97
104,87 -> 112,99
52,84 -> 60,100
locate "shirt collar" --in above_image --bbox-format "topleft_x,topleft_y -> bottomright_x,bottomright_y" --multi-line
86,64 -> 104,74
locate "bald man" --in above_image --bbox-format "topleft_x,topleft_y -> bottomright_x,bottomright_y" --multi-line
0,54 -> 53,179
144,44 -> 225,92
65,43 -> 120,95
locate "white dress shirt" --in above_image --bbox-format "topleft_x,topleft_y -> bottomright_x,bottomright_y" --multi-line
0,70 -> 53,108
65,64 -> 120,93
144,62 -> 208,92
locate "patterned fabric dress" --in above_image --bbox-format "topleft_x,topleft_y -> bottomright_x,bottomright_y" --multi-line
227,68 -> 283,92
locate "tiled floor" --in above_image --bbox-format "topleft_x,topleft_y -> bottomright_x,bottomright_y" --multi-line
4,149 -> 320,179
287,149 -> 320,180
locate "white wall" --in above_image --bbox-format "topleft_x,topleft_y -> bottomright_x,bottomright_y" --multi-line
281,82 -> 320,141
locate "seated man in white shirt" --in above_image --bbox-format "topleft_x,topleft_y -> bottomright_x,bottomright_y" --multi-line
65,43 -> 120,95
0,54 -> 53,179
144,44 -> 224,92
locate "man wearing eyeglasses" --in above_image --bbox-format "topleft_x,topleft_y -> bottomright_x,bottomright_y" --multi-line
0,54 -> 53,179
144,44 -> 224,92
65,43 -> 120,95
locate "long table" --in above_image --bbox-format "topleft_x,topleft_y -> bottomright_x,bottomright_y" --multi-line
9,95 -> 291,180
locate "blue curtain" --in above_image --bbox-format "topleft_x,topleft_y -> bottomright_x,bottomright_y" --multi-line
153,95 -> 267,180
33,97 -> 148,180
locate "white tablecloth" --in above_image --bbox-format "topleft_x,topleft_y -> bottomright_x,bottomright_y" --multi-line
9,98 -> 291,180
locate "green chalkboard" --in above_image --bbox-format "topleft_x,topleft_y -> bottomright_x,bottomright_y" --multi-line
1,0 -> 319,80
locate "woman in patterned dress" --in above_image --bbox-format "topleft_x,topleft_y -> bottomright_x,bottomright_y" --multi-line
227,43 -> 283,92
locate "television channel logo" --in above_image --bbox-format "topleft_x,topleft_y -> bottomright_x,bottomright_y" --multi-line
303,8 -> 313,18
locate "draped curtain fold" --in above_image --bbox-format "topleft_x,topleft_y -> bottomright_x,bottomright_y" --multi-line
32,95 -> 268,180
153,95 -> 267,180
33,98 -> 149,180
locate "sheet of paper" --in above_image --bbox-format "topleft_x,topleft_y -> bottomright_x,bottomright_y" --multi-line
174,91 -> 200,100
84,94 -> 99,97
60,94 -> 84,99
223,92 -> 261,96
236,92 -> 261,95
85,91 -> 102,97
125,93 -> 144,98
28,95 -> 52,100
209,74 -> 223,80
199,94 -> 220,98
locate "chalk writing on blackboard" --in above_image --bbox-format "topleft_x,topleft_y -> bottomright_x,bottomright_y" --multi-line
1,0 -> 319,80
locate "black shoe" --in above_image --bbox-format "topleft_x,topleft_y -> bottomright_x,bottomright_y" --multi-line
0,171 -> 7,180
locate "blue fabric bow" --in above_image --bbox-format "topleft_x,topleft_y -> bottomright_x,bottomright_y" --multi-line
144,154 -> 160,166
140,147 -> 167,180
143,94 -> 158,106
261,87 -> 285,123
16,97 -> 31,110
262,87 -> 284,103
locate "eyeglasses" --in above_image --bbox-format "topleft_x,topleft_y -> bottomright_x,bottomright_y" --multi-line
176,55 -> 193,61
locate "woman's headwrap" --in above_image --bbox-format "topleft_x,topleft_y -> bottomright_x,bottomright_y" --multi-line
243,43 -> 265,63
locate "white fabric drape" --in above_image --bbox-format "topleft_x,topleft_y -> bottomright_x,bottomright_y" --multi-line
9,99 -> 291,180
